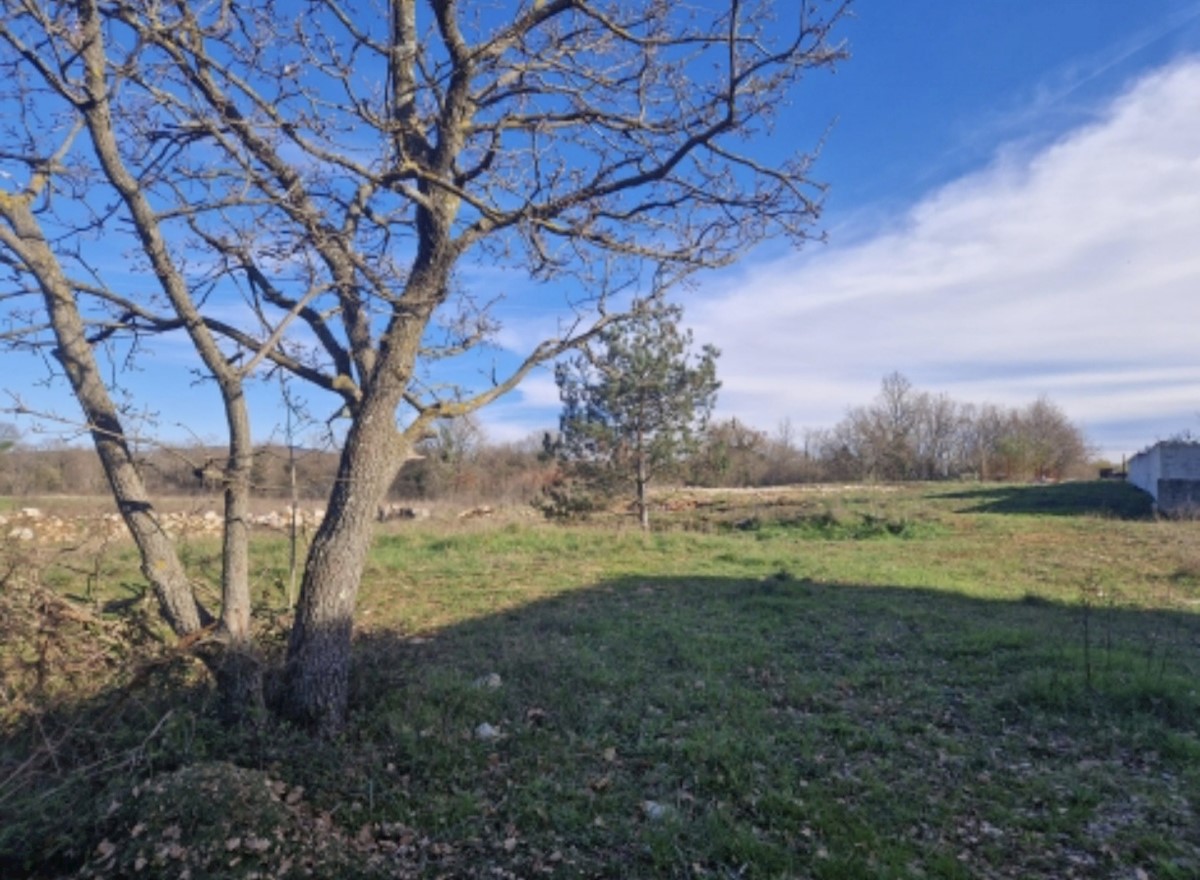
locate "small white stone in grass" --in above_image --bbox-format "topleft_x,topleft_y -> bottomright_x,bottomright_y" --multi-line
475,722 -> 500,741
641,800 -> 669,821
473,673 -> 502,689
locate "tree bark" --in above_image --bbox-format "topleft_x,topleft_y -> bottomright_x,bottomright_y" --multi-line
5,193 -> 265,719
0,198 -> 207,636
213,391 -> 264,722
280,389 -> 412,734
75,0 -> 262,718
636,449 -> 650,532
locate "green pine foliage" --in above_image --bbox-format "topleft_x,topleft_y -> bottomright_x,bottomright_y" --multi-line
543,303 -> 719,528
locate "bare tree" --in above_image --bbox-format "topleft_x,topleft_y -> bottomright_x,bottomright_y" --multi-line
1008,397 -> 1091,481
911,391 -> 964,480
959,402 -> 1007,480
829,373 -> 920,481
0,0 -> 848,732
820,377 -> 1091,483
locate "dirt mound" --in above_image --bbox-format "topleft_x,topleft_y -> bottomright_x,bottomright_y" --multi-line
78,761 -> 413,879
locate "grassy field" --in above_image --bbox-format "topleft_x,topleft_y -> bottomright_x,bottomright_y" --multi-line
2,481 -> 1199,878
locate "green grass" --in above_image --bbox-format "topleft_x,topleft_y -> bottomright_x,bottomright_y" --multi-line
3,481 -> 1200,878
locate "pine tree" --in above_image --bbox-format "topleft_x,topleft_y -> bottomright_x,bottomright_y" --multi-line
550,304 -> 720,529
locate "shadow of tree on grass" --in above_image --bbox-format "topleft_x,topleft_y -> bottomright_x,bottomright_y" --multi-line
3,570 -> 1199,878
937,480 -> 1153,519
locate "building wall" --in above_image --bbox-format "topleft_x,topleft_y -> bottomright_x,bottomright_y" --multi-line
1127,444 -> 1161,499
1127,442 -> 1200,513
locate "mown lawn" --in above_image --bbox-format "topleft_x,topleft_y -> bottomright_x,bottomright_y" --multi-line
2,481 -> 1199,878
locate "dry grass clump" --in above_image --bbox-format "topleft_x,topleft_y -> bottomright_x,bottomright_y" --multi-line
0,543 -> 161,731
0,544 -> 202,875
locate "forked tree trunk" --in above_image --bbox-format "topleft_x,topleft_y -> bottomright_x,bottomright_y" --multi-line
76,4 -> 263,722
36,221 -> 262,719
7,194 -> 271,723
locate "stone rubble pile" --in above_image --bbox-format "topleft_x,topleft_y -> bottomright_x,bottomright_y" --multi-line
1,505 -> 330,544
1,501 -> 461,544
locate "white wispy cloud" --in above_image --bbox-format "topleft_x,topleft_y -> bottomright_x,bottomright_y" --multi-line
688,58 -> 1200,458
991,3 -> 1200,135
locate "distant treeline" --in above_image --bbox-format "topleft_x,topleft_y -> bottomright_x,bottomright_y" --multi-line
0,432 -> 555,506
0,374 -> 1094,501
798,373 -> 1093,483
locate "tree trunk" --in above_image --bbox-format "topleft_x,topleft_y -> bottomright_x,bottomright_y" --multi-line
636,450 -> 650,531
0,198 -> 208,635
280,393 -> 410,734
76,5 -> 263,719
214,391 -> 264,722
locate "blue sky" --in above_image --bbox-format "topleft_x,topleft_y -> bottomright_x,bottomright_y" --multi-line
6,1 -> 1200,462
486,0 -> 1200,461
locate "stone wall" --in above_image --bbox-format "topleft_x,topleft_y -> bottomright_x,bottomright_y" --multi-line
1126,441 -> 1200,515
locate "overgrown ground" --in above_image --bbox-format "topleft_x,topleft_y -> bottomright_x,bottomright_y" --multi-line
2,481 -> 1199,878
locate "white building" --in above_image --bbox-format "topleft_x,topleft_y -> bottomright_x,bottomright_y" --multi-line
1126,441 -> 1200,515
